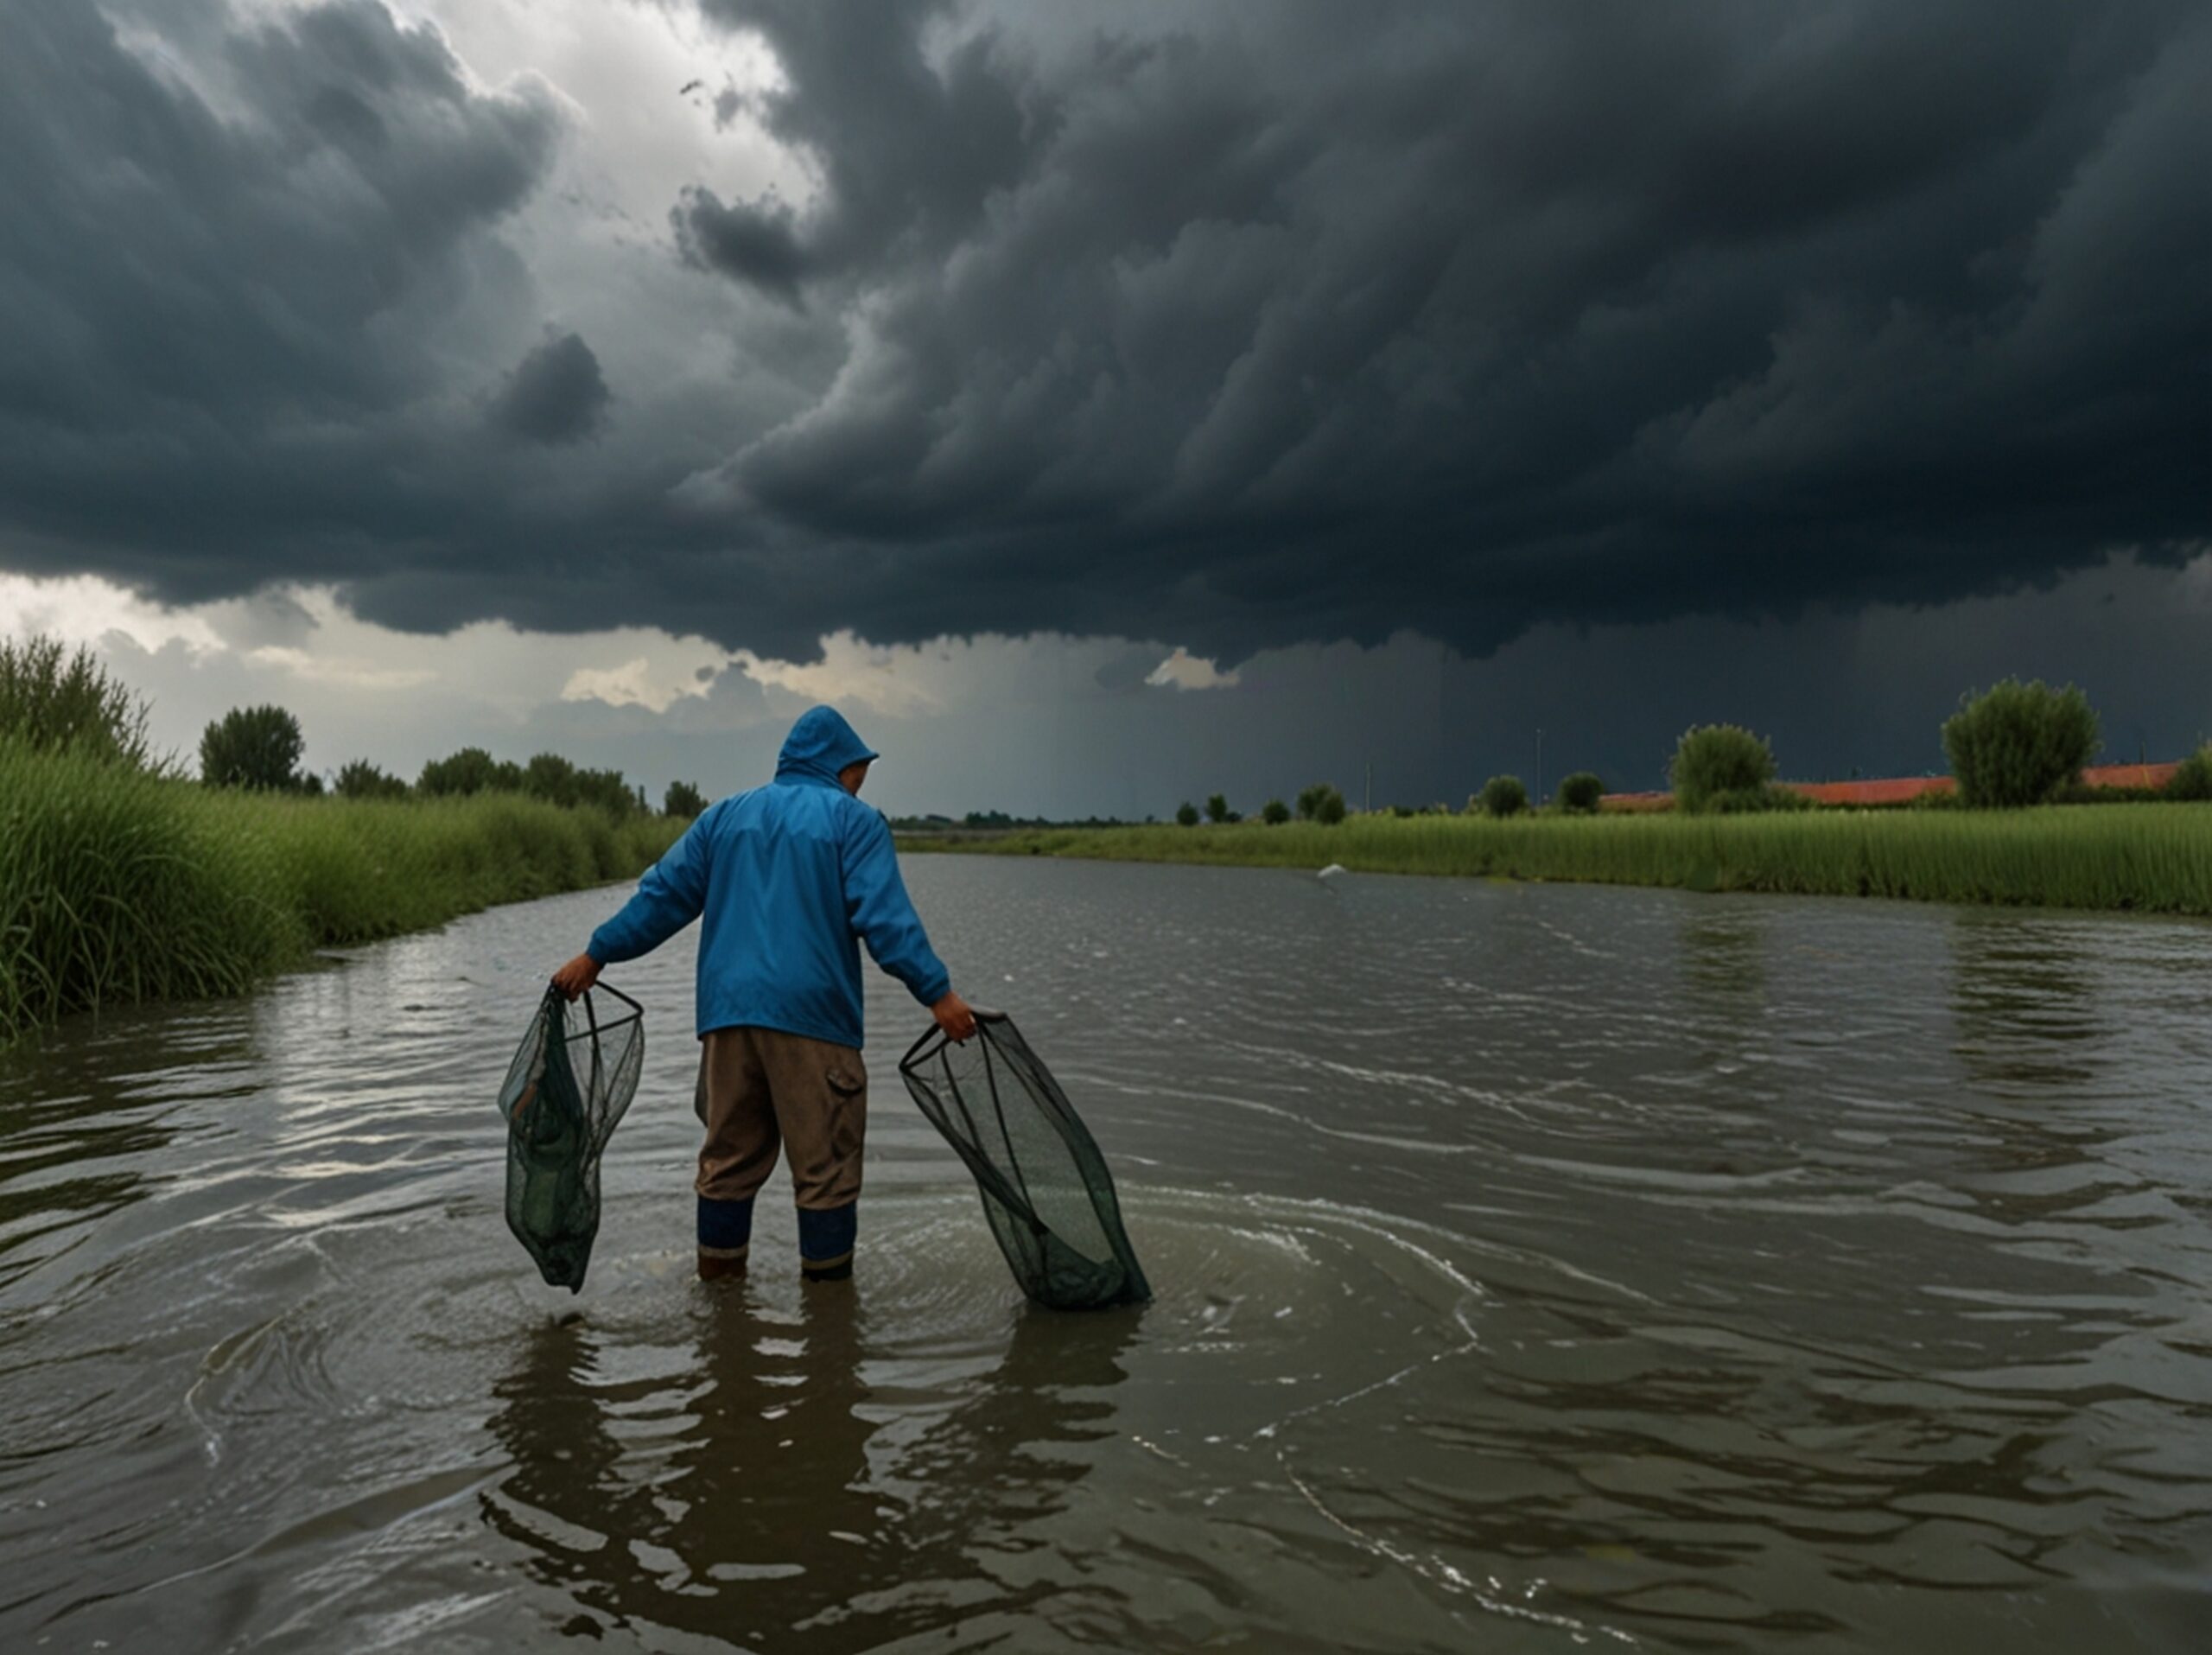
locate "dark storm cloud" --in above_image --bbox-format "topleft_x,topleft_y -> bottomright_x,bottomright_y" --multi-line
0,0 -> 582,599
676,0 -> 2212,659
491,332 -> 611,444
0,0 -> 557,423
674,0 -> 1039,305
1,0 -> 2208,661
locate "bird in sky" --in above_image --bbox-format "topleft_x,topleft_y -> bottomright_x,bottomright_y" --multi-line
678,78 -> 702,96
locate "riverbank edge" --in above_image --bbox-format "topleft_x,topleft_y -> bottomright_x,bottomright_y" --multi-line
899,806 -> 2212,916
1,741 -> 686,1047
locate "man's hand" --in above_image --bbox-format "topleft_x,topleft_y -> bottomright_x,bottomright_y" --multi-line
551,952 -> 602,1003
931,990 -> 978,1043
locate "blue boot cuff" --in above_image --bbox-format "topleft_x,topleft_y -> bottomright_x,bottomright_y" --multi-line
797,1202 -> 858,1264
697,1194 -> 756,1252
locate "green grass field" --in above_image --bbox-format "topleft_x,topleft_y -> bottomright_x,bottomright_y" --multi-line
0,739 -> 683,1046
904,806 -> 2212,915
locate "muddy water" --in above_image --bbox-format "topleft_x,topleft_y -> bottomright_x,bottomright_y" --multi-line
3,857 -> 2209,1652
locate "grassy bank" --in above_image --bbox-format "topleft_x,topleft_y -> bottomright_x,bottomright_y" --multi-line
0,740 -> 683,1046
903,806 -> 2212,915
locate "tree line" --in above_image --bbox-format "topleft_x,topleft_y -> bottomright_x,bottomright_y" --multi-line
199,703 -> 715,818
1172,678 -> 2212,825
0,638 -> 712,819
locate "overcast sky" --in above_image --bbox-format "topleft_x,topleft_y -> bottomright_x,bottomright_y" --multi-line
2,0 -> 2206,816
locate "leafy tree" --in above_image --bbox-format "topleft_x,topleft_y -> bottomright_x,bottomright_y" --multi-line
200,704 -> 305,791
1296,781 -> 1346,823
335,761 -> 409,799
1670,724 -> 1777,813
2166,745 -> 2212,802
1942,678 -> 2100,807
1205,792 -> 1230,824
418,747 -> 509,797
1556,771 -> 1605,813
0,635 -> 158,769
524,751 -> 580,807
572,767 -> 643,818
664,780 -> 709,818
1175,801 -> 1200,826
1480,774 -> 1529,817
1262,798 -> 1290,824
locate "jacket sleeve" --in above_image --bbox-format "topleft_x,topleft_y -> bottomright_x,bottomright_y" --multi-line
842,809 -> 951,1006
588,809 -> 715,964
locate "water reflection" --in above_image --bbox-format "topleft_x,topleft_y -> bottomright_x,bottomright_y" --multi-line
1679,907 -> 1769,1005
1948,913 -> 2101,1094
1671,904 -> 1772,1102
486,1291 -> 1136,1649
0,1003 -> 255,1293
4,867 -> 2210,1653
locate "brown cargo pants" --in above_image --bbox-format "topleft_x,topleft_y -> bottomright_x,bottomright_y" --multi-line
693,1025 -> 868,1278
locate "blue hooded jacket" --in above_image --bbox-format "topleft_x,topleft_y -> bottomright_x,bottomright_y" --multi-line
586,707 -> 950,1049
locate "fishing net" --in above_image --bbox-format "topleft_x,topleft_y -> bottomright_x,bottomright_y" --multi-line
497,983 -> 645,1292
899,1011 -> 1150,1310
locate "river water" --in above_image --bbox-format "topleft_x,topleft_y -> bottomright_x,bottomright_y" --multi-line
3,857 -> 2209,1652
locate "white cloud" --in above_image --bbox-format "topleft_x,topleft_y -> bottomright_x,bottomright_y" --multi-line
0,571 -> 224,656
1146,647 -> 1242,691
244,646 -> 437,691
562,653 -> 728,712
733,630 -> 949,719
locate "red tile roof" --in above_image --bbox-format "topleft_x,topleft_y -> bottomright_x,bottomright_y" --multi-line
1600,761 -> 2182,810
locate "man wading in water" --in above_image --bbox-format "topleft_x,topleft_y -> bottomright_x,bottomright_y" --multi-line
551,706 -> 977,1283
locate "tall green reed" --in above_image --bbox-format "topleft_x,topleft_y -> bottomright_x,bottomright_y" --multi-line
1,739 -> 685,1046
907,806 -> 2212,915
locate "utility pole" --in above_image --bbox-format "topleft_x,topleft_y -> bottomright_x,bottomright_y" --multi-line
1535,728 -> 1543,807
1364,761 -> 1372,814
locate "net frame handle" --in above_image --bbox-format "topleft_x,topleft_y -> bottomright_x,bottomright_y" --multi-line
548,979 -> 644,1037
897,1004 -> 1008,1071
588,981 -> 643,1016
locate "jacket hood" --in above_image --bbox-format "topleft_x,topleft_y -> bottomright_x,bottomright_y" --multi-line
775,705 -> 880,786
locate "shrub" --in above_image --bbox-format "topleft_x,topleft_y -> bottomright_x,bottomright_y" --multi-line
524,751 -> 580,806
1295,782 -> 1342,821
1313,785 -> 1347,825
1480,774 -> 1529,817
1262,798 -> 1290,824
200,705 -> 306,791
1175,801 -> 1200,826
418,746 -> 524,797
2167,745 -> 2212,802
1942,678 -> 2099,807
1205,792 -> 1230,824
0,635 -> 159,769
1705,784 -> 1815,814
1671,724 -> 1776,813
665,780 -> 709,818
1557,772 -> 1605,813
335,761 -> 409,799
574,767 -> 645,818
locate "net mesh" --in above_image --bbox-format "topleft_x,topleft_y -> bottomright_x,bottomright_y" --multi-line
899,1012 -> 1150,1310
497,983 -> 645,1292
